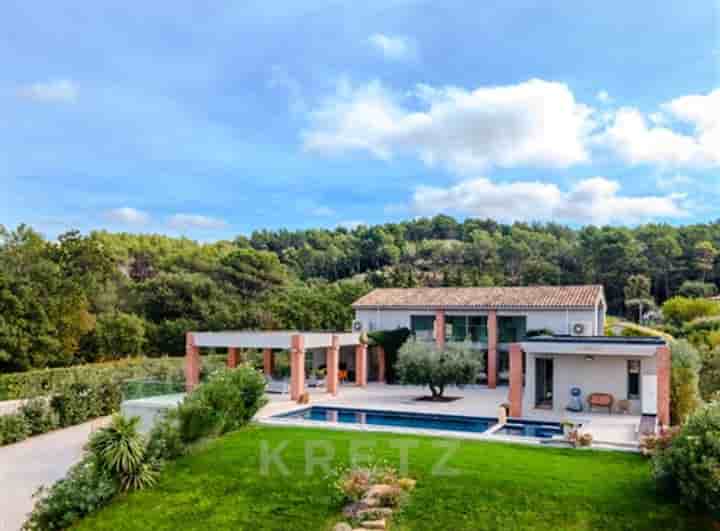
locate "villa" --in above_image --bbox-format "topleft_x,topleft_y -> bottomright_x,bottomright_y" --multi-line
176,284 -> 670,448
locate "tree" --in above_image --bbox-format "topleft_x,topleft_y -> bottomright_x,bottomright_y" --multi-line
624,274 -> 655,323
219,248 -> 287,297
662,297 -> 720,326
694,241 -> 718,282
95,312 -> 147,360
395,341 -> 482,399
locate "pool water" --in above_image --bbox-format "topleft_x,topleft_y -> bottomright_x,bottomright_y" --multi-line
495,421 -> 564,438
274,407 -> 563,438
276,407 -> 496,433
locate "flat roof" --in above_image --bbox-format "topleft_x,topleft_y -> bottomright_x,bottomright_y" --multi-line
521,335 -> 665,357
189,330 -> 362,349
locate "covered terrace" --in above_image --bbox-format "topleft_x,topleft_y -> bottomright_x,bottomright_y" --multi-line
185,331 -> 367,400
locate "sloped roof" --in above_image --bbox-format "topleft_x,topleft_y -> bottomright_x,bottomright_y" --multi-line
352,285 -> 604,310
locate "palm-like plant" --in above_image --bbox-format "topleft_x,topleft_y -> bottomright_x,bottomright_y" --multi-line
87,414 -> 158,491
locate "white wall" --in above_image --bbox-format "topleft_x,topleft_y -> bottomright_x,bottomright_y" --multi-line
523,352 -> 657,415
355,308 -> 599,335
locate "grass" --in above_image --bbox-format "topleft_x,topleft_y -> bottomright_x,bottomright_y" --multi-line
76,426 -> 703,531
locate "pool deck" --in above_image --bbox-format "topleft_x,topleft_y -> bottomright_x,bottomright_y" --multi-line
123,383 -> 643,451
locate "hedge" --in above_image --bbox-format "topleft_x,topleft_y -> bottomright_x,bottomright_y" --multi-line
0,355 -> 227,401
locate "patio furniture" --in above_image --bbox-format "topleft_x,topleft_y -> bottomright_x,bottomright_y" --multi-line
265,376 -> 289,394
307,374 -> 326,388
616,399 -> 632,415
587,392 -> 614,414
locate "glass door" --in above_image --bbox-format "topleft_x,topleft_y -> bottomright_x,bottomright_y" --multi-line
535,358 -> 554,408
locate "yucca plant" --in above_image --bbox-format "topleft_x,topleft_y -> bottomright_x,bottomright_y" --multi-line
87,414 -> 158,491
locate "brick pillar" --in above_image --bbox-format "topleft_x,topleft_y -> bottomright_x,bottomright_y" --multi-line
227,347 -> 239,368
509,343 -> 523,417
377,345 -> 386,384
435,309 -> 446,349
657,345 -> 671,427
487,310 -> 498,388
263,348 -> 274,376
290,335 -> 305,401
355,343 -> 368,387
326,335 -> 340,395
185,332 -> 201,392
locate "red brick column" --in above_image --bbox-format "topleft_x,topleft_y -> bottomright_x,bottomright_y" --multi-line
263,348 -> 274,376
290,334 -> 305,401
355,343 -> 368,387
185,332 -> 201,392
657,345 -> 671,427
227,347 -> 239,368
435,309 -> 446,349
487,310 -> 498,388
509,343 -> 523,417
326,335 -> 340,395
377,345 -> 386,384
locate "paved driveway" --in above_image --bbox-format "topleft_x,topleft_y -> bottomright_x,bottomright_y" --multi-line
0,418 -> 107,531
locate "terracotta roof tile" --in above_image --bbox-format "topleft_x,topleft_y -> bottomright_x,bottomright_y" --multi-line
352,285 -> 604,310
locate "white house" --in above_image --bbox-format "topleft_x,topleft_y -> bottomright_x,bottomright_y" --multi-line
352,286 -> 670,426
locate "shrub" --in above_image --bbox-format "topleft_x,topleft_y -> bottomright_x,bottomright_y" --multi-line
677,281 -> 718,299
662,297 -> 720,327
670,340 -> 703,425
700,347 -> 720,401
395,341 -> 482,398
22,457 -> 118,531
87,415 -> 158,491
146,409 -> 185,461
652,402 -> 720,517
19,398 -> 59,436
0,413 -> 30,445
176,366 -> 267,443
368,328 -> 411,384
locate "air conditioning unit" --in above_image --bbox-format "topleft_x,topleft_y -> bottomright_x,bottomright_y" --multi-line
352,319 -> 364,332
571,322 -> 592,337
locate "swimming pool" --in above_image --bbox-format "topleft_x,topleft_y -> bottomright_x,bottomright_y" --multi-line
273,406 -> 563,439
276,406 -> 496,433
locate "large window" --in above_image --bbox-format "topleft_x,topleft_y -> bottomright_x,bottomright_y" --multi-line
445,316 -> 488,342
499,316 -> 527,343
410,315 -> 435,342
627,360 -> 641,399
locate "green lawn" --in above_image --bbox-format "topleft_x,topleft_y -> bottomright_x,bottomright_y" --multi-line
76,426 -> 703,531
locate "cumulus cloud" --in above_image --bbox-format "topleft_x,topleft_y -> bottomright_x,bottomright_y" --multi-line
596,90 -> 613,103
596,89 -> 720,168
167,214 -> 227,230
18,79 -> 78,103
105,207 -> 150,225
303,78 -> 595,173
411,176 -> 687,224
368,34 -> 415,61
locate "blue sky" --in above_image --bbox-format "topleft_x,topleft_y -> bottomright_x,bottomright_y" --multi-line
2,1 -> 719,240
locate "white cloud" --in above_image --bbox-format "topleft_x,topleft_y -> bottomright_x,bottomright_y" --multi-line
167,214 -> 227,230
596,90 -> 613,103
303,78 -> 595,173
18,79 -> 78,103
596,89 -> 720,168
368,34 -> 415,61
105,207 -> 150,225
411,176 -> 687,224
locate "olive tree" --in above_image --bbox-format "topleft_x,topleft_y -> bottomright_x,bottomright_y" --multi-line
395,341 -> 483,399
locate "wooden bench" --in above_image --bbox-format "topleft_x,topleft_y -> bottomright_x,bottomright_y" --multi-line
587,393 -> 614,414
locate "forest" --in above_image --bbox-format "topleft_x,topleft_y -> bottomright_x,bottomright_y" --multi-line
1,215 -> 719,373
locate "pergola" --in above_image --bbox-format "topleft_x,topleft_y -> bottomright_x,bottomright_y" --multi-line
185,331 -> 367,400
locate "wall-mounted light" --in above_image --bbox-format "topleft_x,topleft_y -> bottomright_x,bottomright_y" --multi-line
584,355 -> 595,361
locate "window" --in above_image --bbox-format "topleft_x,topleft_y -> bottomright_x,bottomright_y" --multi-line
410,315 -> 435,342
627,360 -> 641,399
499,316 -> 527,342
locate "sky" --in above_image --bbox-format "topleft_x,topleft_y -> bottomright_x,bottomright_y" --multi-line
1,1 -> 719,241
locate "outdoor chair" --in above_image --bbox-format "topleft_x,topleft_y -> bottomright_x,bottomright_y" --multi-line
587,392 -> 614,414
265,376 -> 289,394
